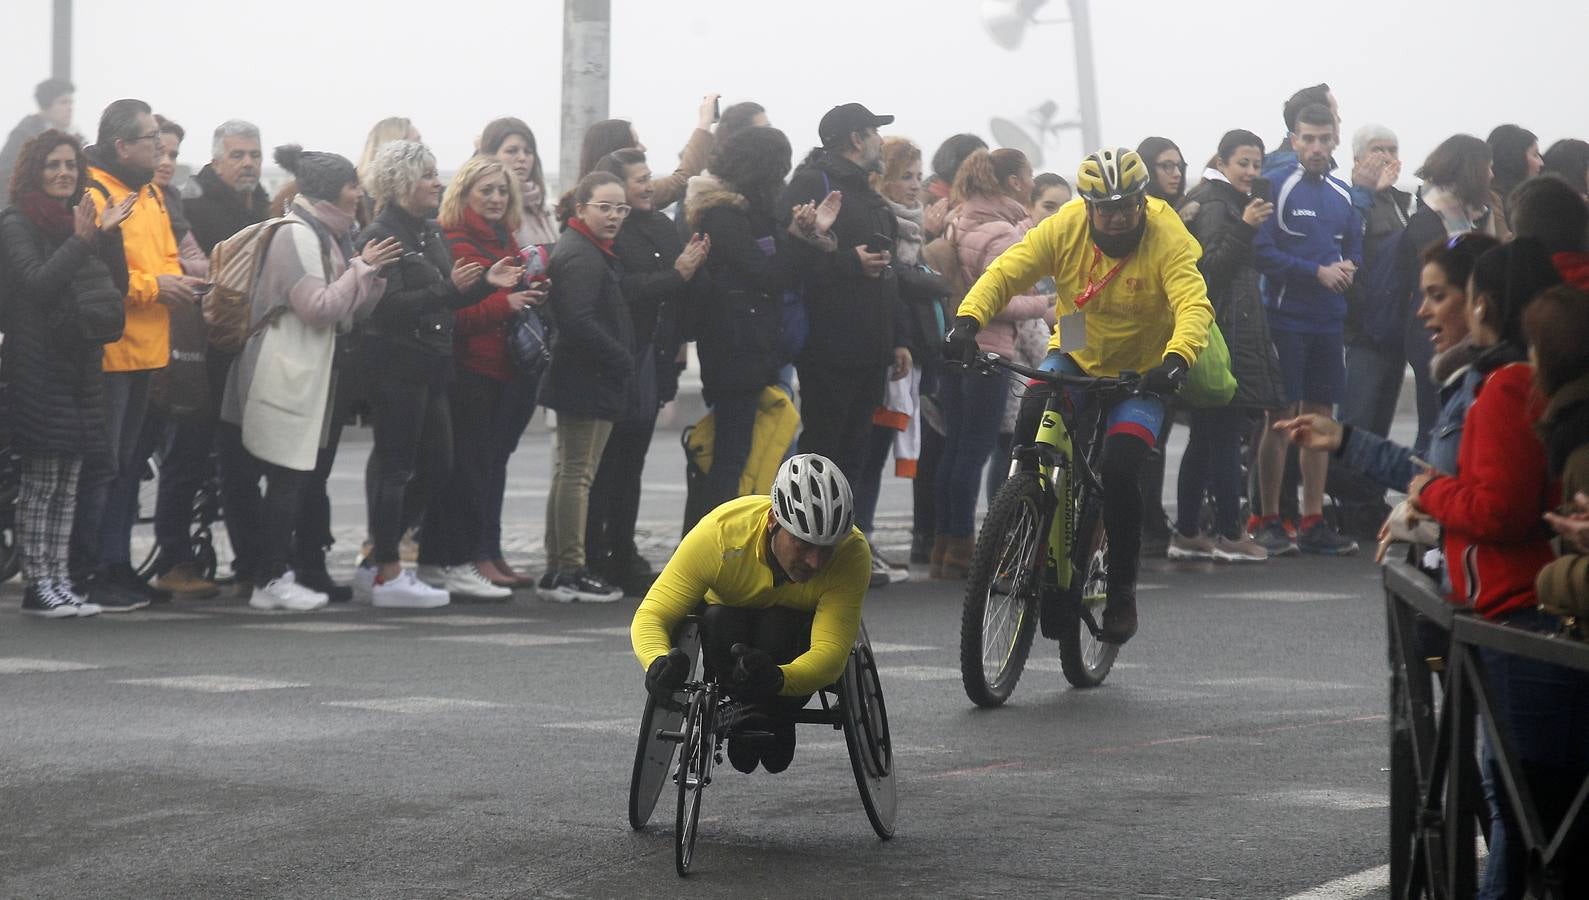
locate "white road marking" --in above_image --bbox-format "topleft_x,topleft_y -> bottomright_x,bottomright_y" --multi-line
1207,591 -> 1360,603
1265,789 -> 1388,811
0,657 -> 100,674
1023,658 -> 1148,672
324,697 -> 507,714
543,718 -> 634,733
1192,677 -> 1363,691
241,622 -> 403,634
114,676 -> 309,692
96,611 -> 212,622
385,615 -> 540,627
1281,864 -> 1389,900
423,634 -> 597,647
206,605 -> 359,616
878,665 -> 962,681
867,642 -> 939,653
570,627 -> 636,637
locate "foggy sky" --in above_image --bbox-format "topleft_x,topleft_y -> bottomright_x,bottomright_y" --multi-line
2,0 -> 1582,189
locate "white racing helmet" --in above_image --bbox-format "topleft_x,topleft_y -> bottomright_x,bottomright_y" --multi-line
770,453 -> 854,547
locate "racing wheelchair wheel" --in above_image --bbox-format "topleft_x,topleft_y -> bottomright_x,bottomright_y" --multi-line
627,619 -> 701,830
674,684 -> 715,876
840,623 -> 897,839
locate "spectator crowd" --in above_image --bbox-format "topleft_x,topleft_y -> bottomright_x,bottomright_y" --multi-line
3,76 -> 1589,894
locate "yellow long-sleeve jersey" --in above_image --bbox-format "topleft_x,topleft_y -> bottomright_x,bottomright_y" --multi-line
630,495 -> 871,696
956,196 -> 1214,377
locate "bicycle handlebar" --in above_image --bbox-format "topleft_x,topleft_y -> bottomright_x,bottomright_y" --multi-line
968,352 -> 1140,392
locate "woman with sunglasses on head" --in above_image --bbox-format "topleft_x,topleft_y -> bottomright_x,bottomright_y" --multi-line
535,172 -> 638,604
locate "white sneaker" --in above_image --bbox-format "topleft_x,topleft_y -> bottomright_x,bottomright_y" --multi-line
55,579 -> 101,617
353,564 -> 377,603
371,570 -> 450,609
415,564 -> 447,588
440,564 -> 512,599
250,571 -> 329,612
872,552 -> 910,585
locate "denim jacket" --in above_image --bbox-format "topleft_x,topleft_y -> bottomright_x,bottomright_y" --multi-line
1338,365 -> 1477,490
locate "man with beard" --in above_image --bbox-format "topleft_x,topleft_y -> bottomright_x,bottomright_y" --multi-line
1252,103 -> 1364,557
944,147 -> 1215,645
778,104 -> 913,481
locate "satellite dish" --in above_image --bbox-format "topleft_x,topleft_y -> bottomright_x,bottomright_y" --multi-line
979,0 -> 1053,50
990,118 -> 1044,167
990,100 -> 1079,169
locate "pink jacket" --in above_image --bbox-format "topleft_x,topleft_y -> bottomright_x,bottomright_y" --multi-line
950,194 -> 1053,358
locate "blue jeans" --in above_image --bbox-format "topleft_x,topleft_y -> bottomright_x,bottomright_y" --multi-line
1175,405 -> 1246,538
1341,331 -> 1439,456
74,370 -> 152,571
1477,608 -> 1589,898
152,415 -> 216,568
934,368 -> 1010,538
853,423 -> 895,535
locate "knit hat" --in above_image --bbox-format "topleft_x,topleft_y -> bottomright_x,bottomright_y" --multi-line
273,144 -> 357,202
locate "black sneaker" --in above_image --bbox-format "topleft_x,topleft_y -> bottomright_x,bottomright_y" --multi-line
295,568 -> 353,603
21,582 -> 79,618
1099,585 -> 1138,644
760,717 -> 797,774
536,568 -> 623,603
909,531 -> 932,566
91,579 -> 150,613
106,563 -> 170,604
1298,518 -> 1359,556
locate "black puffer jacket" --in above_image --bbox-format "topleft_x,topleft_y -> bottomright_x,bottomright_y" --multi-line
539,224 -> 634,420
184,164 -> 271,255
778,152 -> 907,368
1186,177 -> 1284,410
0,206 -> 126,456
357,204 -> 493,378
688,176 -> 815,395
611,208 -> 691,404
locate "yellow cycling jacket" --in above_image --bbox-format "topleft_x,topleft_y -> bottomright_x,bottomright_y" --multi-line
956,196 -> 1214,377
631,495 -> 870,696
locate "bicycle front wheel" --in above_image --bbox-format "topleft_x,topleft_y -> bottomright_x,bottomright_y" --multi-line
1058,496 -> 1118,688
960,472 -> 1047,707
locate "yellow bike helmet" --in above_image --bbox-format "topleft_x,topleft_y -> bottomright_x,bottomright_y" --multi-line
1076,148 -> 1150,203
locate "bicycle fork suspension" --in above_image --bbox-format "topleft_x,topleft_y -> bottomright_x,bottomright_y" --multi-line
1037,409 -> 1075,591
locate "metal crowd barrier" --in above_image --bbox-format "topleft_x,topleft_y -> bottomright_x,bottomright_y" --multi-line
1384,560 -> 1589,899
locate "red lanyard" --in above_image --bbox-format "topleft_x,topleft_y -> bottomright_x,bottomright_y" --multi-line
1074,246 -> 1131,310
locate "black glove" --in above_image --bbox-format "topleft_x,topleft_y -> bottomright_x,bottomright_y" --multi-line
729,643 -> 785,701
941,315 -> 982,365
644,648 -> 691,699
1141,353 -> 1189,397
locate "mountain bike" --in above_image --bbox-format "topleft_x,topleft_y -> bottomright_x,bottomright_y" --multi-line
958,351 -> 1140,706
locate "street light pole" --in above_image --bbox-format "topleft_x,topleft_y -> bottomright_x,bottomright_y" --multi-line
1068,0 -> 1100,151
559,0 -> 611,193
52,0 -> 72,81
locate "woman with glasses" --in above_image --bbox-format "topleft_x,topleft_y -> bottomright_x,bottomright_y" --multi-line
535,172 -> 636,603
354,141 -> 523,609
1138,136 -> 1196,223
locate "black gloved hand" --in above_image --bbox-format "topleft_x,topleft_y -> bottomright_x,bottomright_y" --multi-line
941,315 -> 982,365
729,642 -> 785,702
644,648 -> 691,699
1141,353 -> 1189,397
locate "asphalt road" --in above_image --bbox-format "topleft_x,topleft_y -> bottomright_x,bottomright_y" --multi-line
0,412 -> 1411,899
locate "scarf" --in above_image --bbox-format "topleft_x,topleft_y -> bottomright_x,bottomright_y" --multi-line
886,198 -> 924,267
1420,184 -> 1492,239
1471,339 -> 1526,376
567,217 -> 617,258
16,190 -> 75,241
297,196 -> 357,260
1553,251 -> 1589,292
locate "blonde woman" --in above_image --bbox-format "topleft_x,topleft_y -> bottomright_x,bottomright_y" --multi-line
416,156 -> 547,595
354,141 -> 523,608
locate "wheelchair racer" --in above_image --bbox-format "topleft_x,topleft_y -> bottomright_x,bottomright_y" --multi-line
942,147 -> 1215,645
632,453 -> 871,774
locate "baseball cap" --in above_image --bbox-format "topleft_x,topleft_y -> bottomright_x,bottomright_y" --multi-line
818,103 -> 894,148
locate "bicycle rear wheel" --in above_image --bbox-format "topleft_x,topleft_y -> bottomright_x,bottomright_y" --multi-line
1058,496 -> 1118,687
959,472 -> 1046,707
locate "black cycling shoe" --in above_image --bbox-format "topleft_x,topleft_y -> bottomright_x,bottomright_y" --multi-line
725,708 -> 775,774
760,718 -> 797,774
1099,585 -> 1138,644
727,735 -> 761,774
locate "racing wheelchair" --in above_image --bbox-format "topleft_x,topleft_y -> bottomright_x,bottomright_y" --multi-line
627,615 -> 897,875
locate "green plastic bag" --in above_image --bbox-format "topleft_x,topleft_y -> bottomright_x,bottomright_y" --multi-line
1181,320 -> 1236,408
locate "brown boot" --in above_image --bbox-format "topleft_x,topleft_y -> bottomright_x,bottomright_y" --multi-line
153,562 -> 220,600
940,535 -> 975,580
929,535 -> 949,579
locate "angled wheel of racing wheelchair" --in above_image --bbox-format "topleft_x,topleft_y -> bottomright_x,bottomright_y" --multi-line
819,621 -> 897,839
628,617 -> 702,831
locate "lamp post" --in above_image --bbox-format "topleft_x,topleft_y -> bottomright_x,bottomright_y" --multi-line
559,0 -> 611,193
978,0 -> 1100,151
52,0 -> 72,80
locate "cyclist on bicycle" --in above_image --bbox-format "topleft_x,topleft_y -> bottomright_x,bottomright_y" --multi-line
632,453 -> 871,774
942,147 -> 1215,645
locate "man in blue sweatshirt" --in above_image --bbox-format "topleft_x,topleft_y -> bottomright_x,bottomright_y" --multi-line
1252,103 -> 1364,557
